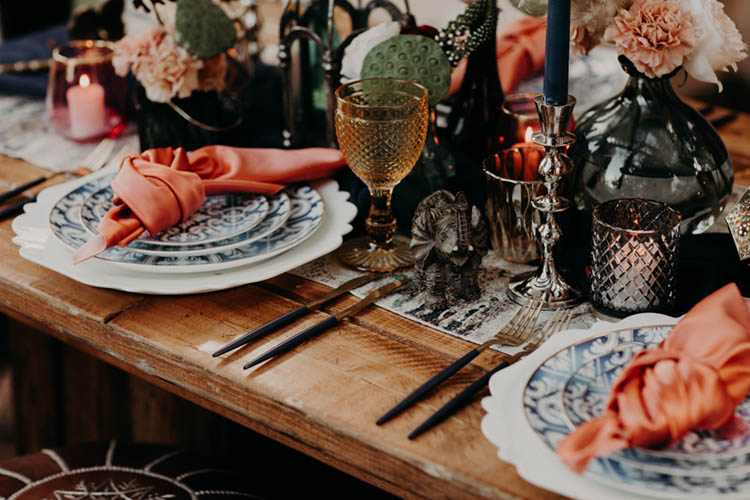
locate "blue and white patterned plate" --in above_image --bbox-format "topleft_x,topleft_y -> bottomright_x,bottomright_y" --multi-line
80,187 -> 291,257
80,183 -> 270,246
561,346 -> 750,475
49,175 -> 324,273
524,325 -> 750,499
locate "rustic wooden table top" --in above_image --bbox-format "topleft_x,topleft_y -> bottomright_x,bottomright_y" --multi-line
0,103 -> 746,500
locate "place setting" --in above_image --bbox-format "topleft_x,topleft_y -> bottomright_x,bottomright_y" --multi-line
0,0 -> 749,498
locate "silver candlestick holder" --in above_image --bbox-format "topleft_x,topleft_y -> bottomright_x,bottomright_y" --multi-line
508,94 -> 582,309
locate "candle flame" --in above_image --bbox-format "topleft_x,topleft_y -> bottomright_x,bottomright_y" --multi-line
525,127 -> 534,143
79,74 -> 90,88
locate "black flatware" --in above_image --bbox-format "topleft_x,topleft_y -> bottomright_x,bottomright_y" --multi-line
243,278 -> 411,370
0,177 -> 48,206
407,310 -> 572,440
0,194 -> 36,220
213,274 -> 378,357
376,301 -> 541,426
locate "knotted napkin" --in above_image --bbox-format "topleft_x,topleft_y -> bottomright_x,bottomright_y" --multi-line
72,145 -> 346,263
557,283 -> 750,473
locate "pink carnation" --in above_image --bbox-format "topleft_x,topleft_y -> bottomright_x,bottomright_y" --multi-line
113,26 -> 204,103
604,0 -> 698,78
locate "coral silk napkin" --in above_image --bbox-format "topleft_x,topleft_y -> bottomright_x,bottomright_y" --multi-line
72,145 -> 346,263
557,284 -> 750,474
496,16 -> 546,95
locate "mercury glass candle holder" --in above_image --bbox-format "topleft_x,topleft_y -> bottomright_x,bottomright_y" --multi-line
483,147 -> 544,263
46,40 -> 128,142
590,198 -> 681,318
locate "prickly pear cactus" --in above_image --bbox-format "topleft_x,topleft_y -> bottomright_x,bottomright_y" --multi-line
360,35 -> 451,107
174,0 -> 236,59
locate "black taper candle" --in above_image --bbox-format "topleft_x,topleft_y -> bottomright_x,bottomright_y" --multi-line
543,0 -> 571,105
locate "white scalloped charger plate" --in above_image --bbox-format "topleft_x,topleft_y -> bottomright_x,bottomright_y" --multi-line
480,313 -> 682,500
11,166 -> 356,294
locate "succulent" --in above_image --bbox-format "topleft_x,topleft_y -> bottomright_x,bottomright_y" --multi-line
174,0 -> 236,59
360,35 -> 452,107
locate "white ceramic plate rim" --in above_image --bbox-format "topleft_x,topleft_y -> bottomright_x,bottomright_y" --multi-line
90,186 -> 324,273
481,313 -> 682,500
112,192 -> 292,257
12,166 -> 356,294
46,173 -> 325,273
79,184 -> 271,247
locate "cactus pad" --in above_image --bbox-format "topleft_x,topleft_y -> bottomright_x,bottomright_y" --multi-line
360,35 -> 451,107
174,0 -> 236,59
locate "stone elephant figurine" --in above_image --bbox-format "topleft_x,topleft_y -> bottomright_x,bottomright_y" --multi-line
410,190 -> 489,310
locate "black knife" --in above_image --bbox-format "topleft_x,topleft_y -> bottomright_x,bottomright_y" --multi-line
243,278 -> 411,370
213,274 -> 378,357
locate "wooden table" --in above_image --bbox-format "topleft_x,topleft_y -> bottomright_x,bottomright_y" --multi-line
0,105 -> 747,500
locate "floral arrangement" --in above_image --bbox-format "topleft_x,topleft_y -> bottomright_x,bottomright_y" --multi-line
569,0 -> 747,87
340,0 -> 497,106
113,0 -> 235,103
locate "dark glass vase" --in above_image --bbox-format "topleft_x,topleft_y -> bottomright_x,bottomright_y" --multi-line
444,30 -> 513,209
136,86 -> 242,151
571,57 -> 733,234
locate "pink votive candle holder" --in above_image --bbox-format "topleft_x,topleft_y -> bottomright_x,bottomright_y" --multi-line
46,40 -> 127,142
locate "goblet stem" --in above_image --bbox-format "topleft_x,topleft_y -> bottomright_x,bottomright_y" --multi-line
366,189 -> 397,247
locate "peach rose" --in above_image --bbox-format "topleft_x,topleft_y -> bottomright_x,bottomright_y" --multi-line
679,0 -> 748,90
113,26 -> 204,103
604,0 -> 697,78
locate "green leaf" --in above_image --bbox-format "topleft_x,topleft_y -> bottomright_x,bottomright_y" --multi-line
360,35 -> 452,107
174,0 -> 236,59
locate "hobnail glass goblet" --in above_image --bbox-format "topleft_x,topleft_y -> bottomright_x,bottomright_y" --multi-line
335,78 -> 429,272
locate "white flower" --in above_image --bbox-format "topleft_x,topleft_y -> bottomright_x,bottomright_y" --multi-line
340,21 -> 401,82
679,0 -> 748,90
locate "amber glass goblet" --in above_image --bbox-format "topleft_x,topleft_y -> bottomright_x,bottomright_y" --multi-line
335,78 -> 428,272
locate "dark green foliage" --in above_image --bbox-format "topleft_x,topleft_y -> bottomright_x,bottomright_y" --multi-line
174,0 -> 236,59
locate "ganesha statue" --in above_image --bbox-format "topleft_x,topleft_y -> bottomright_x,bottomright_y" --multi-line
410,190 -> 489,310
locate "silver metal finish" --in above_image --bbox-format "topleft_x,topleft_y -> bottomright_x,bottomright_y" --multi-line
508,94 -> 582,309
726,188 -> 750,261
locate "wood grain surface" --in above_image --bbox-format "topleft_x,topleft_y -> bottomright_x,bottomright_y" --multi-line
0,102 -> 747,500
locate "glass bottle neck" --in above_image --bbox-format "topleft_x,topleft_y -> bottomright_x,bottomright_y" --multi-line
623,74 -> 680,103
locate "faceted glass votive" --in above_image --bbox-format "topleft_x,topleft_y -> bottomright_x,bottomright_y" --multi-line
590,198 -> 681,317
46,40 -> 128,142
483,147 -> 545,263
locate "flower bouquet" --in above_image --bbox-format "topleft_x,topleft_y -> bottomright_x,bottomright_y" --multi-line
556,0 -> 748,234
114,0 -> 242,151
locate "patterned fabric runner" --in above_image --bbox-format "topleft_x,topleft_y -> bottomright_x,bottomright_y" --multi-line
291,185 -> 745,355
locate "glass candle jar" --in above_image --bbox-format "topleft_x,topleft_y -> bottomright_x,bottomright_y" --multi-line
501,93 -> 540,147
483,147 -> 545,263
46,40 -> 127,142
590,198 -> 681,317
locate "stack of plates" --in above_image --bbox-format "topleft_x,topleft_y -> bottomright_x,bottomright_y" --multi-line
12,167 -> 356,294
481,314 -> 750,500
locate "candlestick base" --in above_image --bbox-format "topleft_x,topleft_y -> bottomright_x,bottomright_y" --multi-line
507,94 -> 582,310
507,270 -> 582,309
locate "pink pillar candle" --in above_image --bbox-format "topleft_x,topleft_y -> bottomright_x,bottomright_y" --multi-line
66,74 -> 108,139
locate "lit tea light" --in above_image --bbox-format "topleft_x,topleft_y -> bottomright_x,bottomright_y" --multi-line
66,74 -> 108,139
512,126 -> 535,148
